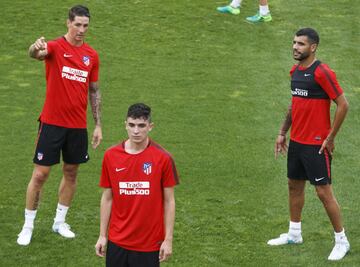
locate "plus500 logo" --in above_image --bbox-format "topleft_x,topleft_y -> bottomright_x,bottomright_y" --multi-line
119,181 -> 150,195
292,88 -> 308,96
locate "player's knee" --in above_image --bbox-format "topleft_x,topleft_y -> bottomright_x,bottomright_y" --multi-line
315,186 -> 333,204
288,180 -> 303,195
316,190 -> 326,202
63,165 -> 78,182
32,169 -> 49,185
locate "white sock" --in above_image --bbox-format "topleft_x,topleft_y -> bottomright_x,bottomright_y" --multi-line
334,228 -> 347,242
230,0 -> 242,8
288,221 -> 301,237
24,209 -> 37,229
54,203 -> 69,224
259,5 -> 270,16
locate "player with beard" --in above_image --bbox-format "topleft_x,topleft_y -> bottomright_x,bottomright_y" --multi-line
267,28 -> 350,261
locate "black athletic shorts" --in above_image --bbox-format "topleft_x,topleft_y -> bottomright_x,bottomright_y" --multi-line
287,140 -> 332,185
33,122 -> 89,166
106,240 -> 159,267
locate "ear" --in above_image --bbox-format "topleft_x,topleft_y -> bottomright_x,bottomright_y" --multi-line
149,122 -> 154,131
310,43 -> 318,53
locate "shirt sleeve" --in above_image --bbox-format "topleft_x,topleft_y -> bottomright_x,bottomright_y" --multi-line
315,63 -> 343,100
89,51 -> 99,83
99,153 -> 111,188
289,64 -> 297,76
46,40 -> 56,56
162,155 -> 179,188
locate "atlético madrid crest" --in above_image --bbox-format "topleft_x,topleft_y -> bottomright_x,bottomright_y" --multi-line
143,162 -> 152,175
83,56 -> 90,66
37,152 -> 43,161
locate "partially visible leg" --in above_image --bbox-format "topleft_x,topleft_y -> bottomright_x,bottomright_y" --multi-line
230,0 -> 242,8
17,164 -> 51,246
287,179 -> 306,240
217,0 -> 242,14
288,179 -> 306,222
58,163 -> 79,206
52,163 -> 79,238
267,178 -> 305,246
259,0 -> 271,16
315,184 -> 342,231
246,0 -> 272,22
315,184 -> 350,261
26,165 -> 52,210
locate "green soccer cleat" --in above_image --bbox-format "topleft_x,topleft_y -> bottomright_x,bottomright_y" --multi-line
217,5 -> 240,15
246,12 -> 272,23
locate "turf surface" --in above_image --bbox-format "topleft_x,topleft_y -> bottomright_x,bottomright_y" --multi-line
0,0 -> 359,266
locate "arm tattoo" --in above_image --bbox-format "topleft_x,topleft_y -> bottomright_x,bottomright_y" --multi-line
280,105 -> 292,134
29,44 -> 37,58
89,83 -> 101,126
28,44 -> 46,60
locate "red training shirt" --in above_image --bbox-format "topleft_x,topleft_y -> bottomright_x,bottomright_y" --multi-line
100,140 -> 179,252
290,61 -> 343,145
40,37 -> 99,128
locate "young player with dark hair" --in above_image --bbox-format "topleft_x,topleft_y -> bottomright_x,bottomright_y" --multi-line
95,103 -> 179,267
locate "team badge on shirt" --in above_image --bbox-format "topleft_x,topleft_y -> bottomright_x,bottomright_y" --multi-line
37,152 -> 44,161
82,55 -> 90,66
143,162 -> 152,175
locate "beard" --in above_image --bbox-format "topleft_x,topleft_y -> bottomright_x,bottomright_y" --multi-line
293,50 -> 310,61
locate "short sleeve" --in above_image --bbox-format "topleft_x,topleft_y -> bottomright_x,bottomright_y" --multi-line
162,155 -> 180,188
289,64 -> 297,77
46,40 -> 57,56
315,63 -> 343,100
99,153 -> 111,188
89,52 -> 99,83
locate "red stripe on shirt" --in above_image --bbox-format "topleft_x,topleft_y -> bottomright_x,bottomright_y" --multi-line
316,64 -> 342,98
151,141 -> 180,185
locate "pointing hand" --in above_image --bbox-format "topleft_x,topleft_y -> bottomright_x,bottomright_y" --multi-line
34,37 -> 47,51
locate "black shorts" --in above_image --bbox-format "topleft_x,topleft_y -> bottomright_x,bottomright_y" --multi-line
106,240 -> 159,267
33,122 -> 89,166
287,140 -> 332,185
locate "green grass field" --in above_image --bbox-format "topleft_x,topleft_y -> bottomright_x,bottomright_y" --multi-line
1,0 -> 359,266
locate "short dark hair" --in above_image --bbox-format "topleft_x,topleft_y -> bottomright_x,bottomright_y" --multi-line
68,5 -> 90,21
127,103 -> 152,122
295,28 -> 320,45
